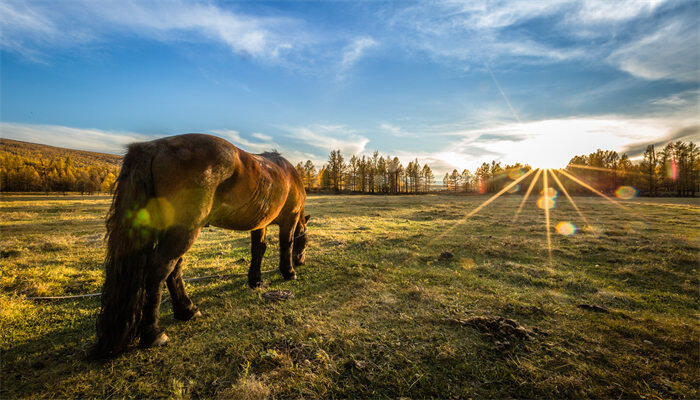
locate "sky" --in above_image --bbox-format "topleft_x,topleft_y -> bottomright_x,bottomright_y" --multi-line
1,0 -> 698,173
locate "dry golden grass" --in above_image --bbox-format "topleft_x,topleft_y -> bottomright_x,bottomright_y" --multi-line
1,193 -> 698,398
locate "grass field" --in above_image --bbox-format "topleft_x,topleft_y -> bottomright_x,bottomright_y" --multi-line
1,193 -> 698,399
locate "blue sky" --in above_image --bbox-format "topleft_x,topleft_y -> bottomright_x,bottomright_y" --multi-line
1,0 -> 698,172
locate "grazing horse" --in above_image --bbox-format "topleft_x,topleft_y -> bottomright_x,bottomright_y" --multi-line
92,133 -> 310,359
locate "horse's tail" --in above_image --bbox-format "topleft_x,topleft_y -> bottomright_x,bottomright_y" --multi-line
91,143 -> 158,359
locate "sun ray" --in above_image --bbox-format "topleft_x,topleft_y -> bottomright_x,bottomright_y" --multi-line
480,166 -> 530,187
393,167 -> 536,271
557,169 -> 627,210
543,169 -> 553,262
622,201 -> 700,211
549,169 -> 591,228
425,168 -> 536,246
463,168 -> 535,220
568,163 -> 645,177
513,168 -> 542,222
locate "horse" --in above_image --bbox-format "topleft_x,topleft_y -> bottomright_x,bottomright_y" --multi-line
91,133 -> 310,359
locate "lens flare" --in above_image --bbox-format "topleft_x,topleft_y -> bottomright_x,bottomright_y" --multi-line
508,168 -> 526,180
507,183 -> 521,194
615,186 -> 637,200
555,221 -> 576,236
670,160 -> 678,180
541,187 -> 558,199
537,195 -> 555,209
134,208 -> 151,228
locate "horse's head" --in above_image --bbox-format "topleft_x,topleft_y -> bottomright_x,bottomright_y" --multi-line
293,214 -> 311,266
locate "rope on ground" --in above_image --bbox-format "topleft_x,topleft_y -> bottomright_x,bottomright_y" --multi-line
24,268 -> 278,301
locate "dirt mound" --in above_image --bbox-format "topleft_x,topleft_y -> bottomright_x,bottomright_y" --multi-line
577,303 -> 609,313
447,316 -> 546,351
262,290 -> 294,302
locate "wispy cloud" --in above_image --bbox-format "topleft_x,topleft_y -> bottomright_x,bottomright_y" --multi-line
209,129 -> 322,164
650,89 -> 699,107
251,132 -> 273,141
285,124 -> 369,156
608,16 -> 699,82
336,36 -> 377,81
210,129 -> 278,153
387,0 -> 698,82
0,122 -> 148,154
0,0 -> 304,63
379,122 -> 421,138
622,125 -> 700,156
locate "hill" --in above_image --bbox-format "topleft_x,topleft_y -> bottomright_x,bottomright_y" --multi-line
0,139 -> 122,167
0,139 -> 121,193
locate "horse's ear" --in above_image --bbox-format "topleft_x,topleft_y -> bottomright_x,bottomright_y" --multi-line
304,214 -> 311,224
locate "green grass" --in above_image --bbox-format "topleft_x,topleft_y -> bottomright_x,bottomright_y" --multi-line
1,193 -> 698,399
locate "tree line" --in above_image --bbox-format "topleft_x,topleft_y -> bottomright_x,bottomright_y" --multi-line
295,150 -> 435,193
433,140 -> 699,197
1,138 -> 697,197
636,141 -> 698,196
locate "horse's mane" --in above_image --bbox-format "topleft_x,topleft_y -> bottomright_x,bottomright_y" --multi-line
259,150 -> 287,165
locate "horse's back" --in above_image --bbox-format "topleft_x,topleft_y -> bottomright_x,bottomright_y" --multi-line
128,133 -> 303,232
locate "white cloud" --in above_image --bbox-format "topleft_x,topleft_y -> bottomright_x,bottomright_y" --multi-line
573,0 -> 667,25
650,89 -> 699,106
251,132 -> 273,141
285,124 -> 369,155
608,18 -> 699,82
0,0 -> 303,63
336,36 -> 377,81
0,122 -> 148,154
379,123 -> 417,137
389,0 -> 697,82
210,129 -> 278,153
210,128 -> 324,165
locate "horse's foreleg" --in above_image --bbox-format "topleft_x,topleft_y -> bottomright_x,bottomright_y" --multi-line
278,221 -> 296,280
140,227 -> 200,348
167,257 -> 201,321
248,227 -> 267,288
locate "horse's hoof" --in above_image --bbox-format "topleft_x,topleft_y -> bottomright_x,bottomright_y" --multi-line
174,307 -> 201,321
248,280 -> 262,289
282,272 -> 297,280
142,332 -> 169,348
152,333 -> 169,347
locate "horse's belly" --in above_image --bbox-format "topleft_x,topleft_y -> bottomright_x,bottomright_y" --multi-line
207,198 -> 284,231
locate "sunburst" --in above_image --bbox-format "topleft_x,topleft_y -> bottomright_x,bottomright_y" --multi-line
459,165 -> 651,264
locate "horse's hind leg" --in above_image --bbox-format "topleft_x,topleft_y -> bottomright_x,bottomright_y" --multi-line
248,227 -> 267,288
167,258 -> 201,321
140,227 -> 200,348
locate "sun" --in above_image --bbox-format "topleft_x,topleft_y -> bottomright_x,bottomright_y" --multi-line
503,138 -> 574,170
521,154 -> 569,170
532,160 -> 568,169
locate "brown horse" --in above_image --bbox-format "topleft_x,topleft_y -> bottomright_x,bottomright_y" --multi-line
92,133 -> 310,358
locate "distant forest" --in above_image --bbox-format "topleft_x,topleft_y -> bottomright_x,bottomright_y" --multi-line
297,141 -> 699,197
1,138 -> 697,197
0,139 -> 119,193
